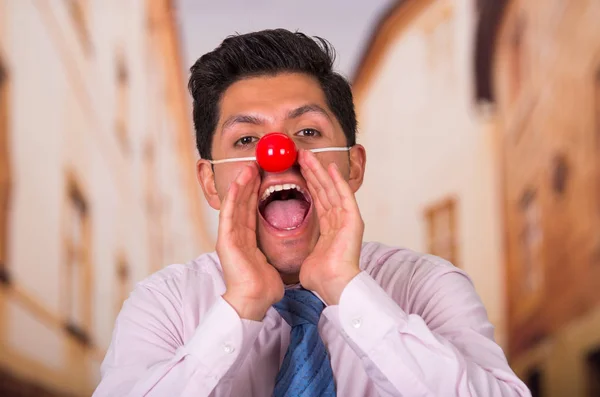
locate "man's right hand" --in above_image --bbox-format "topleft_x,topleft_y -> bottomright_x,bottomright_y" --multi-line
217,163 -> 284,321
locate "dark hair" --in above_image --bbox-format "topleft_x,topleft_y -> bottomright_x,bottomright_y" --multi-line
188,29 -> 357,160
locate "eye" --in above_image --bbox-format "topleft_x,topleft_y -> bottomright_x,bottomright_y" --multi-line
295,128 -> 321,138
235,136 -> 259,147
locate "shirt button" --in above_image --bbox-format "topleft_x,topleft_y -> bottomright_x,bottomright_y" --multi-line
351,318 -> 362,329
223,343 -> 235,354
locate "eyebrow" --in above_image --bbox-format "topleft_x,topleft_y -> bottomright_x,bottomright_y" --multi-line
221,114 -> 264,133
220,104 -> 332,135
286,104 -> 332,121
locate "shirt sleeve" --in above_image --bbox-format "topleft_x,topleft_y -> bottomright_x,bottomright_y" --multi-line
327,269 -> 531,397
93,284 -> 263,397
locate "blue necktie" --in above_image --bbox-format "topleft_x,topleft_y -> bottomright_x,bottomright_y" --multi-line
272,289 -> 336,397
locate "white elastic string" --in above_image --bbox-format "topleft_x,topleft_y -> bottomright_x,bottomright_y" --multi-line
209,156 -> 256,165
208,146 -> 351,165
309,147 -> 351,154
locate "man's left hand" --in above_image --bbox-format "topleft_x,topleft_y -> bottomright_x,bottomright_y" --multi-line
297,149 -> 364,305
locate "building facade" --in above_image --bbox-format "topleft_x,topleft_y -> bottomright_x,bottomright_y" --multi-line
3,0 -> 599,395
0,0 -> 213,395
477,0 -> 600,395
354,0 -> 600,395
353,0 -> 508,348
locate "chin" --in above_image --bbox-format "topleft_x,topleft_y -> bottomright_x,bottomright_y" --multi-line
257,218 -> 319,284
268,246 -> 307,270
258,236 -> 311,281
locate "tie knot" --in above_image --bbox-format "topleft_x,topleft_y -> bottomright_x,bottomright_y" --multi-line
273,289 -> 325,327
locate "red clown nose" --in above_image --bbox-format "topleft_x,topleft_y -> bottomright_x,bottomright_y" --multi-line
255,133 -> 298,173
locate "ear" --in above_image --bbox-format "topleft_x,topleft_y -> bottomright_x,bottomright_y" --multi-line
197,159 -> 221,210
348,144 -> 366,193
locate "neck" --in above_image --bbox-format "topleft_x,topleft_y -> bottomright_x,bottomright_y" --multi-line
281,272 -> 300,286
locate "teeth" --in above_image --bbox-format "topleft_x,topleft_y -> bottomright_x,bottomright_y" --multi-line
260,183 -> 304,202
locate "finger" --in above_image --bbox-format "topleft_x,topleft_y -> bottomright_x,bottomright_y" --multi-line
302,167 -> 328,217
221,165 -> 255,225
233,164 -> 259,228
246,166 -> 261,229
299,150 -> 335,210
304,177 -> 337,236
299,149 -> 341,208
236,163 -> 257,195
299,156 -> 332,211
235,163 -> 255,196
302,172 -> 333,235
219,177 -> 240,235
328,162 -> 360,213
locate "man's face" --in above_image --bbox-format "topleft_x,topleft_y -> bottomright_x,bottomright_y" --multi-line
197,73 -> 365,283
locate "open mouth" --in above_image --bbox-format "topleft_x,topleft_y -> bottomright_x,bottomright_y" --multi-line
258,184 -> 312,231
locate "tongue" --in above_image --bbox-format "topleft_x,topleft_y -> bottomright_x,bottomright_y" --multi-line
263,199 -> 310,230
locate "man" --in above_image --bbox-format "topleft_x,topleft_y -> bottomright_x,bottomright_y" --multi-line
94,29 -> 530,396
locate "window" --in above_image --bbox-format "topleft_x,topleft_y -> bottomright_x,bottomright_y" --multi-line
63,181 -> 91,345
0,58 -> 9,284
0,366 -> 63,396
587,347 -> 600,397
509,14 -> 527,103
519,190 -> 543,294
115,54 -> 129,153
66,0 -> 90,52
551,154 -> 569,196
425,198 -> 459,265
524,367 -> 544,397
115,254 -> 130,315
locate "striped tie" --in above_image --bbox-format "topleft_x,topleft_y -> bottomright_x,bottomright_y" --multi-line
272,288 -> 336,397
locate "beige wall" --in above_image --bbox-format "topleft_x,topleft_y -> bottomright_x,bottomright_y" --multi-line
0,0 -> 209,395
355,0 -> 507,347
491,0 -> 600,394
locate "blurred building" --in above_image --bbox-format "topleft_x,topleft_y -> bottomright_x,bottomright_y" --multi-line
476,0 -> 600,396
0,0 -> 212,395
355,0 -> 600,396
1,0 -> 599,396
354,0 -> 508,347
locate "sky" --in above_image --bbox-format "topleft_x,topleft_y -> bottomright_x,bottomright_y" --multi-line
175,0 -> 396,79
